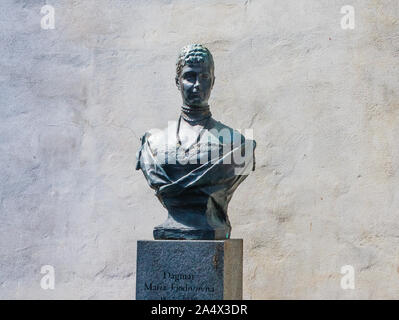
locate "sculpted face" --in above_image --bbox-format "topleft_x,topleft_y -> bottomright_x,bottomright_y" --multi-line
177,63 -> 215,108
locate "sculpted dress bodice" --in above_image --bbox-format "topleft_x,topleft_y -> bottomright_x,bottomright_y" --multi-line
136,117 -> 256,240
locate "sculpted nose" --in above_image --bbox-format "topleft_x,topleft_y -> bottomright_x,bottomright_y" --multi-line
193,77 -> 200,90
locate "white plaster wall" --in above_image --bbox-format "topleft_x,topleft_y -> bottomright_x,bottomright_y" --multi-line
1,0 -> 399,299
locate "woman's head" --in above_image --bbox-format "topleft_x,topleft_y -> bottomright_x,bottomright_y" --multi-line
175,44 -> 215,107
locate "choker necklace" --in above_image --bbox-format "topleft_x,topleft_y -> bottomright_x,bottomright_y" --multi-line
181,104 -> 212,123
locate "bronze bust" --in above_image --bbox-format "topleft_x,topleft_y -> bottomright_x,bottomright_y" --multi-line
136,44 -> 256,240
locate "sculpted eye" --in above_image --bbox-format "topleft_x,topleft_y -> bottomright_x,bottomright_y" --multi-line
183,72 -> 196,81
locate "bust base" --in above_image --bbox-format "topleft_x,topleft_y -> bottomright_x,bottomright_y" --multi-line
136,239 -> 243,300
153,226 -> 230,240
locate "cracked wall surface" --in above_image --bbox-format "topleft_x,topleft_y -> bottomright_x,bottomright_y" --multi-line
1,0 -> 399,299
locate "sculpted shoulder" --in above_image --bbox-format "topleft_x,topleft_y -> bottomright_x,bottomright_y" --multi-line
206,118 -> 247,146
145,121 -> 178,150
141,118 -> 253,148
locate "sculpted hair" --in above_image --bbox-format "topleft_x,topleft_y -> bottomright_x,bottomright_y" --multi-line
175,44 -> 215,81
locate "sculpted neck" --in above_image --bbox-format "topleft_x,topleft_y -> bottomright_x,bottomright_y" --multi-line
181,104 -> 212,124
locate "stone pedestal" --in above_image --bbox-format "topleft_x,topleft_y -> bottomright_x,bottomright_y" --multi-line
136,239 -> 243,300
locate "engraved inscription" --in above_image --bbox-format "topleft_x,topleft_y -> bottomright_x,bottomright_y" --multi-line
143,271 -> 215,295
